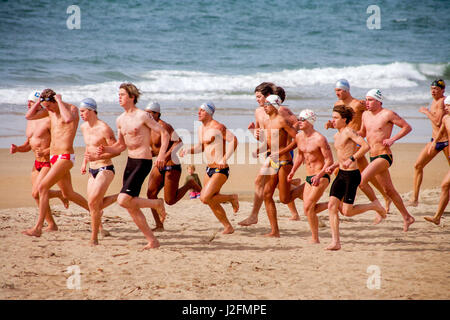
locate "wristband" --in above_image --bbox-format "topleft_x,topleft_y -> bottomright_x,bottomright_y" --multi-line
350,156 -> 356,162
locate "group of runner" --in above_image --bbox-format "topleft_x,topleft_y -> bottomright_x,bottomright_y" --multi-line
11,78 -> 449,250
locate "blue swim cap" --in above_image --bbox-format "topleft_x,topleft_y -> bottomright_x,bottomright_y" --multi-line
200,102 -> 215,115
80,98 -> 97,111
335,79 -> 350,91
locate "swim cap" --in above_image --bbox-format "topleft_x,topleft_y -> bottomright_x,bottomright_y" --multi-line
265,95 -> 282,107
28,90 -> 40,103
444,96 -> 450,105
335,79 -> 350,91
200,102 -> 215,116
298,109 -> 317,125
366,89 -> 383,102
431,79 -> 445,89
80,98 -> 97,111
145,101 -> 161,113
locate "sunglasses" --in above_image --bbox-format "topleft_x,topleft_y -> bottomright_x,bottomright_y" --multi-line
298,117 -> 307,122
40,97 -> 55,102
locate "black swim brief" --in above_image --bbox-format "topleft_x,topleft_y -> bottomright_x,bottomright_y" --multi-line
431,138 -> 449,151
369,154 -> 393,167
329,169 -> 361,204
206,166 -> 229,179
158,164 -> 182,188
306,173 -> 331,185
89,165 -> 115,179
120,158 -> 152,197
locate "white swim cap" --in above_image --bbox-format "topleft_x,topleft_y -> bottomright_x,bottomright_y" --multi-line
145,101 -> 161,113
443,96 -> 450,106
265,94 -> 282,107
335,79 -> 350,91
298,109 -> 317,125
28,90 -> 40,103
366,89 -> 383,102
80,98 -> 97,111
200,102 -> 215,115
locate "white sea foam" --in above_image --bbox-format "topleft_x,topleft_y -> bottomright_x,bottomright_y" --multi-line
0,62 -> 446,105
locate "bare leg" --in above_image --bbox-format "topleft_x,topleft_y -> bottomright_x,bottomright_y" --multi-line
117,193 -> 160,249
303,179 -> 329,244
409,143 -> 439,206
147,167 -> 165,231
263,174 -> 280,237
200,173 -> 234,234
239,172 -> 267,226
424,170 -> 450,225
326,197 -> 341,250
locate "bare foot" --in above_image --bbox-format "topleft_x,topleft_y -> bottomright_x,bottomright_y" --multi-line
325,242 -> 341,251
406,200 -> 418,207
152,226 -> 165,232
372,200 -> 387,225
44,225 -> 58,232
59,196 -> 69,209
424,216 -> 440,225
222,226 -> 235,234
22,228 -> 41,237
238,216 -> 258,226
230,195 -> 239,214
89,239 -> 99,246
263,231 -> 280,238
156,199 -> 167,223
142,239 -> 160,250
403,216 -> 415,232
289,215 -> 300,221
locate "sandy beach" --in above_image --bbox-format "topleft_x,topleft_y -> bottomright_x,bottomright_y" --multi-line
0,143 -> 449,300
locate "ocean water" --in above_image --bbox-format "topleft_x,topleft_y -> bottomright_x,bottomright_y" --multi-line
1,0 -> 449,147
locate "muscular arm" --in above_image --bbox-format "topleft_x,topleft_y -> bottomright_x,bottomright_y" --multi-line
101,121 -> 126,155
420,101 -> 444,127
25,101 -> 48,120
55,95 -> 75,124
385,111 -> 412,146
10,139 -> 31,153
349,129 -> 370,160
144,113 -> 169,168
222,126 -> 238,165
275,120 -> 298,157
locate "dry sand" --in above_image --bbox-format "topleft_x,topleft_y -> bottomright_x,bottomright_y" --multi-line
0,143 -> 448,300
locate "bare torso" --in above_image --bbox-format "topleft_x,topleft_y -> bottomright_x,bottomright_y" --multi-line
333,128 -> 359,170
49,103 -> 79,155
26,117 -> 51,162
266,115 -> 292,161
362,108 -> 394,156
296,131 -> 327,175
150,119 -> 176,165
81,120 -> 114,169
118,109 -> 153,159
430,97 -> 448,142
200,120 -> 227,167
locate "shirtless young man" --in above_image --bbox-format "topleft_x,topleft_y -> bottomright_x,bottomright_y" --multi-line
179,102 -> 239,234
79,98 -> 119,246
424,96 -> 450,225
239,83 -> 300,226
287,109 -> 334,244
409,79 -> 449,206
358,89 -> 415,232
10,91 -> 68,229
97,83 -> 168,249
324,105 -> 386,251
23,89 -> 91,237
145,102 -> 201,231
254,95 -> 299,237
326,79 -> 392,212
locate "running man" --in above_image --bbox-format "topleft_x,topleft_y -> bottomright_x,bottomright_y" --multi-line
409,79 -> 449,206
179,102 -> 239,234
10,91 -> 68,230
80,98 -> 119,246
145,101 -> 201,231
254,95 -> 299,237
326,79 -> 392,212
23,89 -> 92,237
324,105 -> 386,251
358,89 -> 415,232
288,109 -> 333,244
97,83 -> 169,249
239,82 -> 300,226
424,95 -> 450,225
